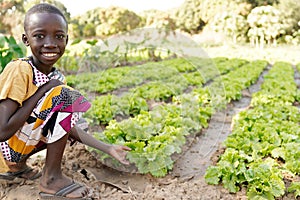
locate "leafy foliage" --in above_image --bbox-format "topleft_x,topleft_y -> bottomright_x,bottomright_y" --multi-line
73,6 -> 141,38
0,0 -> 70,38
0,0 -> 24,35
1,0 -> 300,46
171,0 -> 204,34
208,60 -> 267,105
288,182 -> 300,198
275,0 -> 300,42
0,35 -> 26,73
199,0 -> 252,24
205,61 -> 300,199
85,94 -> 149,126
84,57 -> 266,177
247,0 -> 279,7
210,12 -> 248,43
139,9 -> 176,31
24,0 -> 70,21
247,5 -> 290,46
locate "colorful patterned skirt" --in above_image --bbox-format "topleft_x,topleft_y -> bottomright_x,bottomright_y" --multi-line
0,85 -> 91,163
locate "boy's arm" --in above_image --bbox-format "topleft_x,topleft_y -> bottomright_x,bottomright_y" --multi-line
0,79 -> 63,142
70,126 -> 131,165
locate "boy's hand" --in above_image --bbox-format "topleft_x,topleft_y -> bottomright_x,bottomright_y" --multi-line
46,79 -> 64,88
41,79 -> 64,93
109,145 -> 131,165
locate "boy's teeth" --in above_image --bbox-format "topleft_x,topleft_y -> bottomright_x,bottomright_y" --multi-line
43,53 -> 57,57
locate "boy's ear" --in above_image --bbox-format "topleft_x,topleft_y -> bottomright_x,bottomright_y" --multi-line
22,34 -> 29,46
66,35 -> 69,45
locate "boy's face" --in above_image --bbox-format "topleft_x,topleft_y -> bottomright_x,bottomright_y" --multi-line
22,12 -> 68,73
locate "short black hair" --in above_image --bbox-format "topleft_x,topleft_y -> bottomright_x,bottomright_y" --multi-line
24,3 -> 68,32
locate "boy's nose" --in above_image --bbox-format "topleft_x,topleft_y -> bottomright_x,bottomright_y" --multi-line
43,43 -> 58,48
43,37 -> 58,48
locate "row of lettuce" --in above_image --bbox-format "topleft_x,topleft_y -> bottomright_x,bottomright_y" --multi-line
67,57 -> 247,125
205,62 -> 300,199
67,56 -> 268,177
67,57 -> 244,94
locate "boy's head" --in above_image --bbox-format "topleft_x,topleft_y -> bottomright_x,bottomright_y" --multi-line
24,3 -> 68,33
22,3 -> 69,71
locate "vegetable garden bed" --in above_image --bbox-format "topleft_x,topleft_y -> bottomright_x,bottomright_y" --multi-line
67,57 -> 268,177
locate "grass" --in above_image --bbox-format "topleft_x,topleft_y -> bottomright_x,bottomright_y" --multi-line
202,44 -> 300,65
190,29 -> 300,65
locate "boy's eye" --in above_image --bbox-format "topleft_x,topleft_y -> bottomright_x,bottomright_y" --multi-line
56,34 -> 65,39
34,34 -> 44,39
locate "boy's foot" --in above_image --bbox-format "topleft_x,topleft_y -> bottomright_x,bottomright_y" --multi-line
39,181 -> 91,199
0,166 -> 41,180
39,176 -> 91,199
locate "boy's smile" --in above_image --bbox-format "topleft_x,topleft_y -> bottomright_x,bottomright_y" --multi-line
22,12 -> 68,75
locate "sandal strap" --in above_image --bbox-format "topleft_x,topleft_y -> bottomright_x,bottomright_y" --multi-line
56,181 -> 84,197
7,167 -> 32,176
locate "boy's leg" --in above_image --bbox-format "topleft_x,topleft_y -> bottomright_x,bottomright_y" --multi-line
1,143 -> 47,179
39,133 -> 89,198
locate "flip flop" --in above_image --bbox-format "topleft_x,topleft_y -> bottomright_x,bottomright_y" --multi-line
39,181 -> 92,200
0,166 -> 42,181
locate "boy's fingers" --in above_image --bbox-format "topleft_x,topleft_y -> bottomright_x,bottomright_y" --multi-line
123,146 -> 131,151
116,145 -> 131,151
121,159 -> 130,165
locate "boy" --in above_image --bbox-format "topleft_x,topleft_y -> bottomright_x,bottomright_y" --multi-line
0,3 -> 130,199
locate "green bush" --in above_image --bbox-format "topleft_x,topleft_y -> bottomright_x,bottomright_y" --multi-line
0,35 -> 26,73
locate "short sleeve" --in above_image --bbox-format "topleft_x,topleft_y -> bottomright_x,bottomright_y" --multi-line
0,60 -> 34,106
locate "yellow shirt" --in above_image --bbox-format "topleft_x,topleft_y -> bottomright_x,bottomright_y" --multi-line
0,60 -> 38,106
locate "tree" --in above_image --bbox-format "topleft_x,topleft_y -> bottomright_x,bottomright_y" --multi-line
211,12 -> 248,44
199,0 -> 252,24
139,10 -> 176,33
0,0 -> 24,16
93,6 -> 141,37
0,0 -> 70,38
247,5 -> 287,47
0,0 -> 25,35
68,22 -> 82,38
24,0 -> 70,22
172,0 -> 204,34
172,0 -> 252,35
275,0 -> 300,34
246,0 -> 279,7
83,23 -> 96,38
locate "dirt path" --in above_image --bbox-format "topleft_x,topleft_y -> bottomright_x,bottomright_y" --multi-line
170,64 -> 268,180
